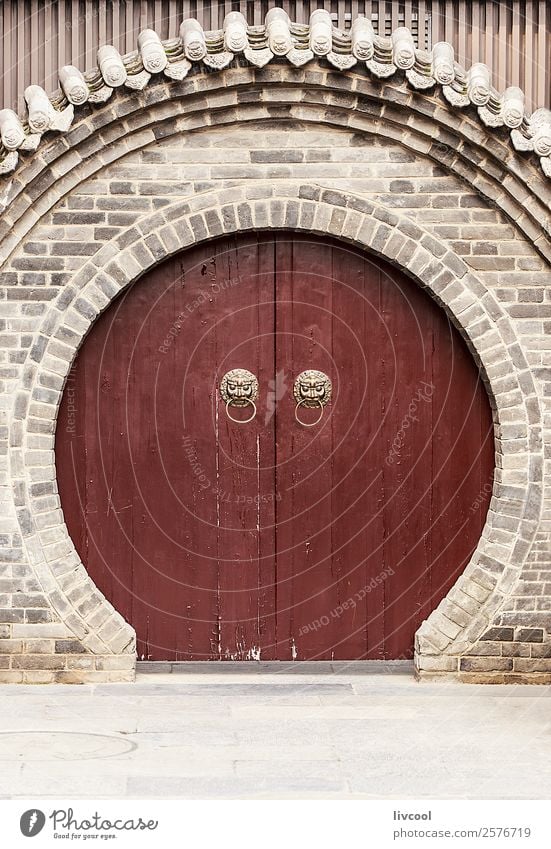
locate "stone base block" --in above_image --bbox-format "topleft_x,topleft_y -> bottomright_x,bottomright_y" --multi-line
0,653 -> 136,684
416,668 -> 551,685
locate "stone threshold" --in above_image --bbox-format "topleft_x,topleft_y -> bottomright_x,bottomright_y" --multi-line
137,660 -> 414,675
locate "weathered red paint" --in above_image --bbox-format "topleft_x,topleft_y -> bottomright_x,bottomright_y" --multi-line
55,233 -> 494,660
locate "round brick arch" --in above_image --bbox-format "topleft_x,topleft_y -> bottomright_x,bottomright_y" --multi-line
9,184 -> 543,673
2,62 -> 546,678
1,67 -> 550,271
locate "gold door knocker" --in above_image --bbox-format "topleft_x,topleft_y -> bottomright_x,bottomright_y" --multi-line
293,370 -> 332,427
219,368 -> 259,424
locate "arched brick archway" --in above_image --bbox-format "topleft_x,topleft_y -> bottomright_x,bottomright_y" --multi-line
9,185 -> 542,678
1,45 -> 548,681
2,69 -> 550,269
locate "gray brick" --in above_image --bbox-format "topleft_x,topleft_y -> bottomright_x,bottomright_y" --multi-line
480,627 -> 514,641
459,657 -> 513,672
55,639 -> 86,653
12,655 -> 65,670
250,150 -> 303,163
515,628 -> 544,643
390,180 -> 415,193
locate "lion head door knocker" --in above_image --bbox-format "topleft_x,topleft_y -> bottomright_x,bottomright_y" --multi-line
293,370 -> 332,427
219,368 -> 259,424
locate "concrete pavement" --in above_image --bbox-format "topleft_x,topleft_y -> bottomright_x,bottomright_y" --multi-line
0,662 -> 550,799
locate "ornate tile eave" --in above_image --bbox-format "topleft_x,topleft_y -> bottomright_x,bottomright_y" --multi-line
0,8 -> 550,179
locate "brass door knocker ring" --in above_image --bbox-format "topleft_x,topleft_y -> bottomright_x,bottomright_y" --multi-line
225,398 -> 257,424
293,370 -> 332,427
219,369 -> 259,424
294,397 -> 324,427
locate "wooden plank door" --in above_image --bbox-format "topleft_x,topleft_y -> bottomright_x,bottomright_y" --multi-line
56,235 -> 277,661
273,234 -> 494,660
56,231 -> 494,661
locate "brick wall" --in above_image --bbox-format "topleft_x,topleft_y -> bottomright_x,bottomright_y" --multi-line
0,65 -> 550,682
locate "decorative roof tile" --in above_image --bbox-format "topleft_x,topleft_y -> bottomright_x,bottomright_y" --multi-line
0,8 -> 549,177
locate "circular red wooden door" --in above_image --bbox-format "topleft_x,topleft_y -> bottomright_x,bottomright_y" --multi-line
55,233 -> 494,661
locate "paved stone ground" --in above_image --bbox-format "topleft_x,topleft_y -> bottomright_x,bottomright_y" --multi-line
0,663 -> 550,799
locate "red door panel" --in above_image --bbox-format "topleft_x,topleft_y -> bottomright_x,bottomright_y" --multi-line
55,232 -> 494,660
